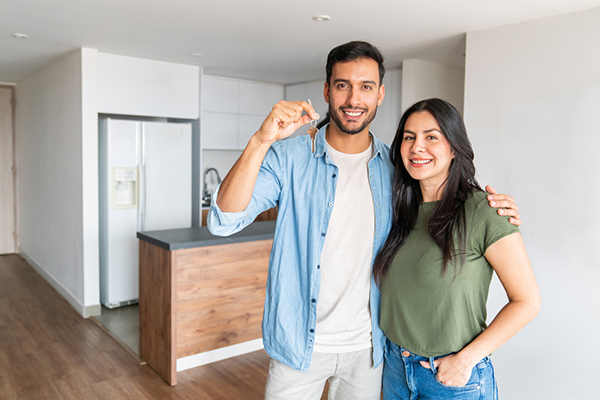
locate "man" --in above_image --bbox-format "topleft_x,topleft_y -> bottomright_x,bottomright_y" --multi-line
208,41 -> 520,399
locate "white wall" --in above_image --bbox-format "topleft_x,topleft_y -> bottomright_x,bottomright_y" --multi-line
402,59 -> 465,115
16,48 -> 101,317
81,49 -> 100,311
370,68 -> 403,145
464,8 -> 600,400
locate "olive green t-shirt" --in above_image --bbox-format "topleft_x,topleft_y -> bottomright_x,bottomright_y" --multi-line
380,190 -> 520,357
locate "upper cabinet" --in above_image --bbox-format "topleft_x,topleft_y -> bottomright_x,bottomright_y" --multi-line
97,53 -> 200,119
202,77 -> 238,114
239,82 -> 284,115
201,75 -> 284,150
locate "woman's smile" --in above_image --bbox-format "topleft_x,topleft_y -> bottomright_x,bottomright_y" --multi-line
401,111 -> 454,200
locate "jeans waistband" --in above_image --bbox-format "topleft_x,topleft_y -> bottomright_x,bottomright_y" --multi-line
387,338 -> 491,363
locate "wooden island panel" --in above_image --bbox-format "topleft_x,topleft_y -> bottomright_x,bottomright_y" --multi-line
175,240 -> 271,357
139,237 -> 272,386
139,240 -> 178,385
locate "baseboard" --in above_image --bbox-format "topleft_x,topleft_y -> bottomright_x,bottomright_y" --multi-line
19,249 -> 101,318
84,304 -> 102,318
176,339 -> 264,372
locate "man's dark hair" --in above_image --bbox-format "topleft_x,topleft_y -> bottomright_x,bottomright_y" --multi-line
326,41 -> 385,86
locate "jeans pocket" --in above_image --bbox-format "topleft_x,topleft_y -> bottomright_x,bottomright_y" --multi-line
433,373 -> 481,391
433,364 -> 482,392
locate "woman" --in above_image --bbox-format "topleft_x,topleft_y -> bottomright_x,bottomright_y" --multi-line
374,98 -> 540,399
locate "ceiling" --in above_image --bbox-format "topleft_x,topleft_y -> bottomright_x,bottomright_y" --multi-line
2,0 -> 600,85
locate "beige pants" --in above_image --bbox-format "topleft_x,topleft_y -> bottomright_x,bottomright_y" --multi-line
264,348 -> 383,400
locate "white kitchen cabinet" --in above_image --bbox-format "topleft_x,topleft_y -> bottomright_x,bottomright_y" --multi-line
201,76 -> 239,113
201,75 -> 284,150
201,112 -> 238,150
98,53 -> 199,119
238,115 -> 265,148
239,82 -> 283,115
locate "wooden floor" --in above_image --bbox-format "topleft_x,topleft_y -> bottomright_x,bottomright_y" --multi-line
0,254 -> 330,399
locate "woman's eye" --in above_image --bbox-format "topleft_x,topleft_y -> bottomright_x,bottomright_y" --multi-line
404,135 -> 414,141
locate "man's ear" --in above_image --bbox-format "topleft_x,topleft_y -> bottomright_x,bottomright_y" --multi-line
324,81 -> 330,104
377,84 -> 385,106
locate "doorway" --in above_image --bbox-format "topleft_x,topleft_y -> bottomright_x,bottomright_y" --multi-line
0,86 -> 16,255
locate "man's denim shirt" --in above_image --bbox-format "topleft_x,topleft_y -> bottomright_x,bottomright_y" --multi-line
207,126 -> 394,371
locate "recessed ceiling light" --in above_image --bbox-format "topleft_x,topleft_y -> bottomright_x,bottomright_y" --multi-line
11,33 -> 28,39
190,53 -> 202,57
312,15 -> 331,22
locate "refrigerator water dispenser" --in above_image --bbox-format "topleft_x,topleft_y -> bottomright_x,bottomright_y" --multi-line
112,167 -> 138,209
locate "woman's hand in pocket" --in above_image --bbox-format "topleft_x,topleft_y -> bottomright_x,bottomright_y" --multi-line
420,354 -> 474,387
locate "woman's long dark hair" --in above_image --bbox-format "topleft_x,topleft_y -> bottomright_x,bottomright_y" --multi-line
373,98 -> 481,285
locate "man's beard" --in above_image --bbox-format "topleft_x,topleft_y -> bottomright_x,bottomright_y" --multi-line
329,104 -> 377,135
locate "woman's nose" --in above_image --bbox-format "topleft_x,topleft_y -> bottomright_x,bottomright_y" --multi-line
412,137 -> 426,152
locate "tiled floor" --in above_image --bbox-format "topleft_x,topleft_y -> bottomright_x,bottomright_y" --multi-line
94,304 -> 140,355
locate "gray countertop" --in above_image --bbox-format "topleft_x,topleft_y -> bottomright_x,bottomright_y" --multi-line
137,220 -> 276,251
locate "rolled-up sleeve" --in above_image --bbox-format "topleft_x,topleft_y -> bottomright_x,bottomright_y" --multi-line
206,185 -> 250,236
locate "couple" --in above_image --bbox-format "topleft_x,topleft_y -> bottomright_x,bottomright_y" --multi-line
207,41 -> 540,400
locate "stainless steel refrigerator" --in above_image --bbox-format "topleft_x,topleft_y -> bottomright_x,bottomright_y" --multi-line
99,117 -> 192,308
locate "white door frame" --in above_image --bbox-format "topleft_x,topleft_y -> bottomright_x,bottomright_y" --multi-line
0,85 -> 17,255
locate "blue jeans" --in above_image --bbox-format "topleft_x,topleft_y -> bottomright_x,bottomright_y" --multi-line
383,339 -> 498,400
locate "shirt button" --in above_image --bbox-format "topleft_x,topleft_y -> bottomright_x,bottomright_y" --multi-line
332,174 -> 336,178
317,265 -> 320,269
402,351 -> 411,357
328,203 -> 333,207
310,329 -> 314,333
321,233 -> 326,237
311,299 -> 316,303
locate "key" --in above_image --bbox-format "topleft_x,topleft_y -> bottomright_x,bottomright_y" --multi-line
307,99 -> 318,152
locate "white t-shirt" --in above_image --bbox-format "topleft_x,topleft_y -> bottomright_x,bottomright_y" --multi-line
313,140 -> 375,353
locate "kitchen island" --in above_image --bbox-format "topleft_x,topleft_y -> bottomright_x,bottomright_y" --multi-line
137,221 -> 275,386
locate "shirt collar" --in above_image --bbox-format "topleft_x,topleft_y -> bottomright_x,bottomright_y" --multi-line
314,123 -> 385,160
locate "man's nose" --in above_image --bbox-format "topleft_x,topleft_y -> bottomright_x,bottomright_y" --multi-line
346,88 -> 361,106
